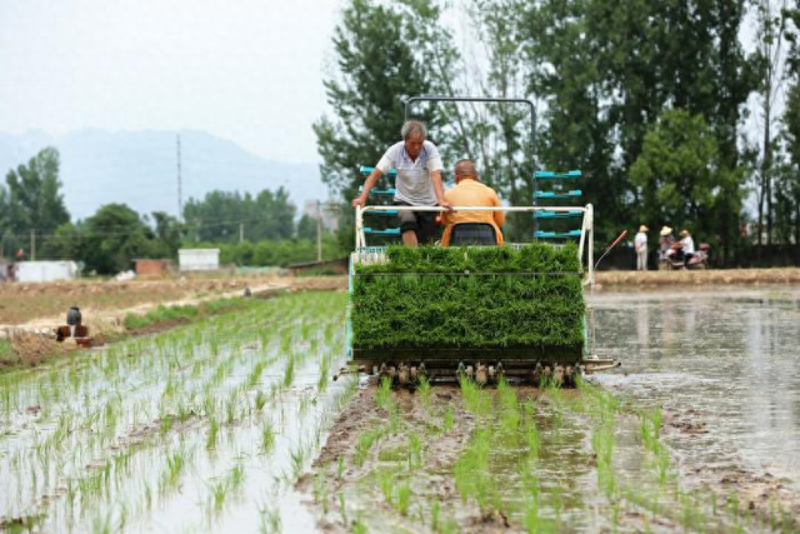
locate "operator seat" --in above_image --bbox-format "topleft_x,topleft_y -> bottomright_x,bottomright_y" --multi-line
448,223 -> 500,246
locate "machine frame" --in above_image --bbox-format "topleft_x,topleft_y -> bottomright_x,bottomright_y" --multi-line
345,203 -> 618,383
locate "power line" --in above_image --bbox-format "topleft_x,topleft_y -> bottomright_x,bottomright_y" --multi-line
0,208 -> 344,240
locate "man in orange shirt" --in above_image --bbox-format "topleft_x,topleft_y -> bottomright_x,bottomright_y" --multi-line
440,160 -> 505,246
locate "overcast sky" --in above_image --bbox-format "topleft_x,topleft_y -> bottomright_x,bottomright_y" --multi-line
0,0 -> 343,164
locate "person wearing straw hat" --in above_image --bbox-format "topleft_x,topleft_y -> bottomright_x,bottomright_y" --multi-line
634,225 -> 649,270
679,229 -> 695,264
658,226 -> 675,267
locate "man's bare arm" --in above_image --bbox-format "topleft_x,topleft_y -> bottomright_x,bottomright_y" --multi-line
430,170 -> 452,210
352,168 -> 383,207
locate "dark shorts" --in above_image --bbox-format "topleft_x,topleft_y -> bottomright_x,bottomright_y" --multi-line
394,200 -> 439,244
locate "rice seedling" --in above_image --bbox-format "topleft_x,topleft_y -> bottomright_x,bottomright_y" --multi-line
299,393 -> 313,415
258,505 -> 282,534
375,376 -> 392,410
442,406 -> 455,434
210,480 -> 227,512
230,463 -> 245,490
290,442 -> 309,479
159,450 -> 185,493
317,356 -> 330,393
387,403 -> 401,435
225,390 -> 238,424
206,418 -> 219,451
430,500 -> 441,531
460,377 -> 491,417
338,492 -> 348,526
255,390 -> 267,411
396,481 -> 412,515
525,419 -> 540,458
354,428 -> 382,467
91,511 -> 113,534
418,375 -> 431,407
283,356 -> 295,388
454,427 -> 493,510
523,496 -> 545,534
591,420 -> 616,498
247,361 -> 267,388
656,447 -> 671,486
260,420 -> 276,454
376,468 -> 395,505
209,337 -> 221,356
497,378 -> 521,439
407,433 -> 422,470
159,414 -> 174,435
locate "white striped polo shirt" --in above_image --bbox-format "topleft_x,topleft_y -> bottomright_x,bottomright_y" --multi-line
375,140 -> 443,206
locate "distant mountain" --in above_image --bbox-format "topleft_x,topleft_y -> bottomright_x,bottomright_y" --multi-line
0,129 -> 329,220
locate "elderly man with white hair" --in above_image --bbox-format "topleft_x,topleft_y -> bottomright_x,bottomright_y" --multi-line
353,120 -> 451,246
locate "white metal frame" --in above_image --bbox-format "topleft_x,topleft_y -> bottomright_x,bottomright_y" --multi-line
355,204 -> 595,285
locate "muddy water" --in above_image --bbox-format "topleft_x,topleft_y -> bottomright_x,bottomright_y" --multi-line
592,285 -> 800,489
302,285 -> 800,533
2,286 -> 799,533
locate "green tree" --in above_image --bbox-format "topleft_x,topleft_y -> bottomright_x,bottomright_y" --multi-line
0,186 -> 10,258
79,204 -> 156,275
297,214 -> 318,240
3,147 -> 71,256
751,0 -> 790,245
517,0 -> 752,247
314,0 -> 455,249
40,222 -> 83,260
149,211 -> 187,258
775,7 -> 800,247
630,109 -> 744,255
183,188 -> 295,243
249,188 -> 295,241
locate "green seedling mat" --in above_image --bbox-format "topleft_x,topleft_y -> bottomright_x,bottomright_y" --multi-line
351,243 -> 585,362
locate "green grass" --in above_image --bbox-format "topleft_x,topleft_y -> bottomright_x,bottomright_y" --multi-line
351,243 -> 584,350
0,339 -> 14,364
122,297 -> 258,331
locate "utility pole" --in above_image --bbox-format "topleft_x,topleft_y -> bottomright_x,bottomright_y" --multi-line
239,223 -> 244,243
30,229 -> 36,261
177,134 -> 183,221
316,201 -> 323,262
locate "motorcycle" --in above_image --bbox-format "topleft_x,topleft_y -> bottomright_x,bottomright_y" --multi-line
662,242 -> 710,270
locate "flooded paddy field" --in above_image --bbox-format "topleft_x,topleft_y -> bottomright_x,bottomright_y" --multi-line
2,285 -> 799,533
0,291 -> 355,533
307,285 -> 800,533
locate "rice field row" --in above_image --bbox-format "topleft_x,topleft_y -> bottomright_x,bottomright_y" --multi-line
0,291 -> 354,533
307,376 -> 794,532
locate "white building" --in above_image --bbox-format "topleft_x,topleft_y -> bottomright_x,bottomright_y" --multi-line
16,261 -> 79,283
178,249 -> 220,272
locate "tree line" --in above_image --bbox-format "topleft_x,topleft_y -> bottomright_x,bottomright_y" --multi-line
0,148 -> 339,274
315,0 -> 800,264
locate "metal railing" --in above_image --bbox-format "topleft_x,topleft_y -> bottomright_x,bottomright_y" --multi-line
354,204 -> 595,285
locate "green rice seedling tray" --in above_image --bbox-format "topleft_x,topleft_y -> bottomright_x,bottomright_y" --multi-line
348,243 -> 585,366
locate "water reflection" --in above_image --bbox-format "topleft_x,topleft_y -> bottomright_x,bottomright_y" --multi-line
592,286 -> 800,487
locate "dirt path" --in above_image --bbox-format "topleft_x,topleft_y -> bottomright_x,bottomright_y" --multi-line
594,267 -> 800,287
0,275 -> 347,338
